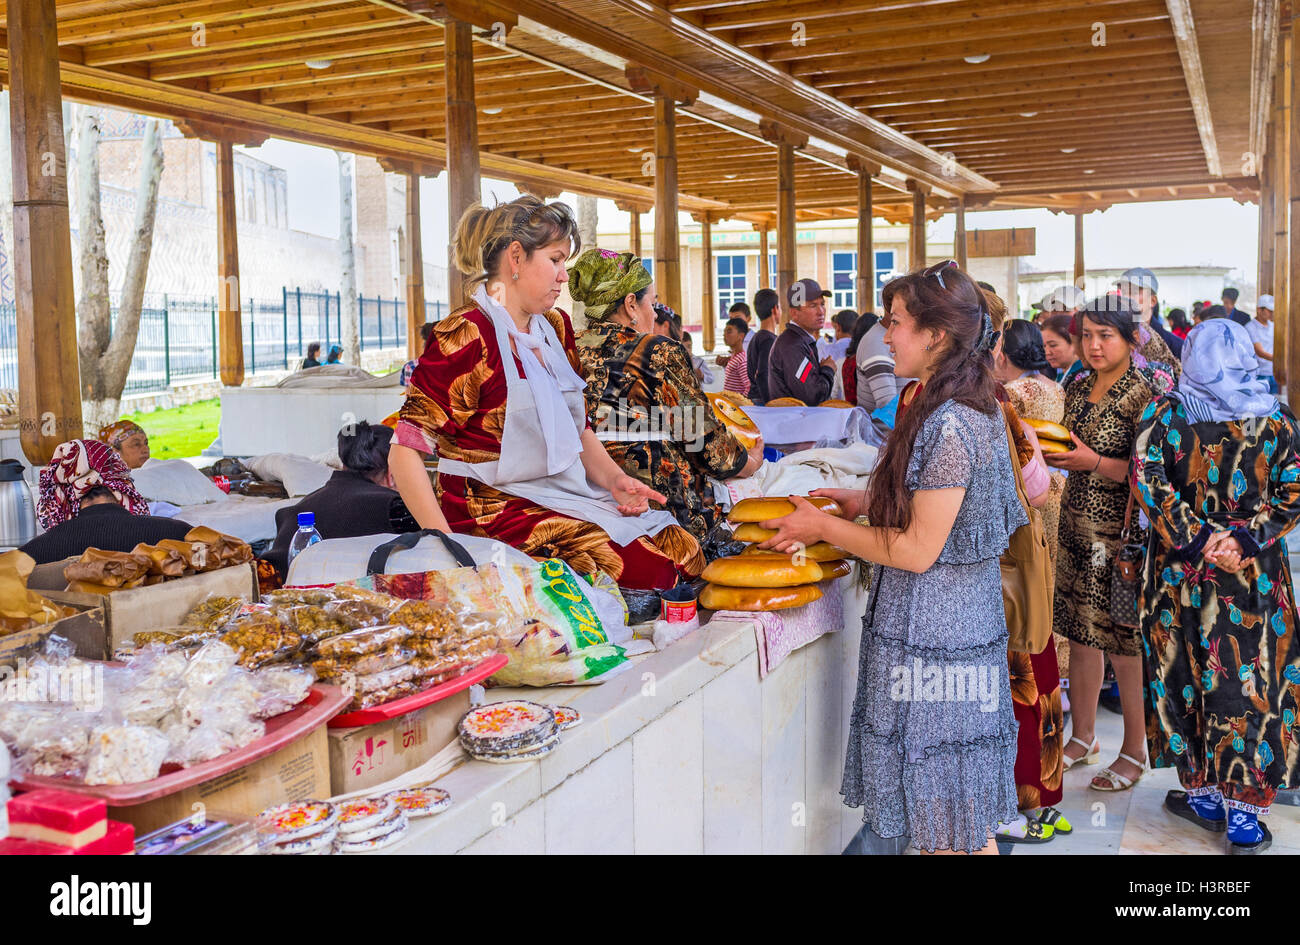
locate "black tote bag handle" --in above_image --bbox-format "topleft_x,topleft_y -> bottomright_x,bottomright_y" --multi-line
366,529 -> 475,574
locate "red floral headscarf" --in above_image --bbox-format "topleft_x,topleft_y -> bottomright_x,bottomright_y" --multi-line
37,439 -> 150,530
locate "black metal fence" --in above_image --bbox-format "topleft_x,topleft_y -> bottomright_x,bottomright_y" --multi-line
0,289 -> 445,395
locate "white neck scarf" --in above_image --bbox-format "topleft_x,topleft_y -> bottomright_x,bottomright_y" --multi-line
472,285 -> 585,476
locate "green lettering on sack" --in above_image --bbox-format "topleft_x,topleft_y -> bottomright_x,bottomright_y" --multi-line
538,559 -> 609,648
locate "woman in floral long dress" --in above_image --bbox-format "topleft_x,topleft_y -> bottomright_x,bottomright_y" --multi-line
764,262 -> 1022,854
1133,319 -> 1300,854
567,249 -> 762,541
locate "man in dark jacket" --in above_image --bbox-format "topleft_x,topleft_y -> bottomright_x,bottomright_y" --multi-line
745,288 -> 781,404
766,278 -> 836,405
20,486 -> 192,565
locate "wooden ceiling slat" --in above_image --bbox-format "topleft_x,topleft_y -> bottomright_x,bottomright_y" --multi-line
263,66 -> 558,108
146,26 -> 443,81
925,120 -> 1197,150
84,5 -> 411,67
829,59 -> 1183,102
867,83 -> 1192,122
780,19 -> 1174,72
701,0 -> 1135,31
854,74 -> 1189,112
736,0 -> 1165,53
58,0 -> 357,45
219,50 -> 523,98
844,66 -> 1186,108
892,101 -> 1192,133
807,37 -> 1175,85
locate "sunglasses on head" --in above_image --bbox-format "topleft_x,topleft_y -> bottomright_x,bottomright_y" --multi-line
923,259 -> 959,290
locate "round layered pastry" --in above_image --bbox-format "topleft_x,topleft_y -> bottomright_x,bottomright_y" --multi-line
458,700 -> 558,755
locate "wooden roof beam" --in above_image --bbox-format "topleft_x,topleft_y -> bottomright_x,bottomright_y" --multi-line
173,116 -> 268,147
1164,0 -> 1219,175
57,0 -> 359,45
706,0 -> 1144,32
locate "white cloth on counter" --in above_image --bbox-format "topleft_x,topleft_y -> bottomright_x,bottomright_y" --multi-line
132,458 -> 227,505
708,577 -> 846,678
740,404 -> 880,449
175,495 -> 297,544
722,441 -> 878,505
276,365 -> 402,388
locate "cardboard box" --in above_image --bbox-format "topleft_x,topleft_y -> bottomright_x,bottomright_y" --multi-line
35,562 -> 259,654
327,689 -> 470,795
0,599 -> 106,666
108,722 -> 331,836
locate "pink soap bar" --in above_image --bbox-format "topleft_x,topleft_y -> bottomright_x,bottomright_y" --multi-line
0,837 -> 74,855
8,789 -> 106,832
75,820 -> 135,856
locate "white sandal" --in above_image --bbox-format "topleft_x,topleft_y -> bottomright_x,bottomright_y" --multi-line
1062,735 -> 1100,771
1089,752 -> 1146,792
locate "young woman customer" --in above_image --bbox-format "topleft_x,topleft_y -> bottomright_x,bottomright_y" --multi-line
761,261 -> 1022,854
1046,295 -> 1160,793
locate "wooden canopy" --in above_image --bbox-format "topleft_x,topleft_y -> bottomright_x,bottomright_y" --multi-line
0,0 -> 1267,220
0,0 -> 1280,463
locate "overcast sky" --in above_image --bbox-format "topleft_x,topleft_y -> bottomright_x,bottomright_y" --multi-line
244,138 -> 1261,287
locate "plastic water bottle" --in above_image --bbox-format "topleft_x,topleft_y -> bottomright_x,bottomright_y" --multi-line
286,511 -> 322,567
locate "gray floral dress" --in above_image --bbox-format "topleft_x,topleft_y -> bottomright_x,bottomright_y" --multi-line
842,400 -> 1024,852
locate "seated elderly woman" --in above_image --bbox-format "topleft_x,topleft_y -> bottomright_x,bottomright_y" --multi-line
97,419 -> 150,470
389,195 -> 703,591
20,439 -> 192,565
568,248 -> 762,541
264,421 -> 418,574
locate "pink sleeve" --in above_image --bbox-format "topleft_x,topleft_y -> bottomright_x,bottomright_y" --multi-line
1020,456 -> 1050,501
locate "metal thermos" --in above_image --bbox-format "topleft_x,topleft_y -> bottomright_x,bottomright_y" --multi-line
0,459 -> 36,548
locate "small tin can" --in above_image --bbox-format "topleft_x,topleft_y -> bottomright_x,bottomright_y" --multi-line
660,585 -> 697,624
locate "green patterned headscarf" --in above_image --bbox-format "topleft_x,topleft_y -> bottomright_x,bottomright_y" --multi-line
568,249 -> 652,323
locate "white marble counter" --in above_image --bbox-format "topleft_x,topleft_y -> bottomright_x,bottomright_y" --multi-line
389,577 -> 869,855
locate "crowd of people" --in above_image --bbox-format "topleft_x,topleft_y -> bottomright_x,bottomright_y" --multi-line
19,193 -> 1297,856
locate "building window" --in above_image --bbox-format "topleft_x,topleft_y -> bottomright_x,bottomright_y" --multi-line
832,251 -> 856,310
874,250 -> 896,308
716,254 -> 747,319
641,257 -> 653,277
769,253 -> 777,282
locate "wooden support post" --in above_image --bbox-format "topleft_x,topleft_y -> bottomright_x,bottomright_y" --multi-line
847,156 -> 878,313
954,196 -> 968,271
445,18 -> 479,308
405,172 -> 425,360
699,214 -> 715,352
777,143 -> 797,323
1288,17 -> 1300,410
653,93 -> 682,316
1276,26 -> 1292,394
7,0 -> 83,463
1073,211 -> 1086,287
906,180 -> 929,271
757,226 -> 770,289
1260,116 -> 1276,301
215,140 -> 244,387
616,200 -> 643,258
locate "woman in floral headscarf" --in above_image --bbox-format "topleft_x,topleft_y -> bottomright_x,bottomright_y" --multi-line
97,419 -> 150,469
21,439 -> 191,565
569,249 -> 764,541
1133,318 -> 1300,854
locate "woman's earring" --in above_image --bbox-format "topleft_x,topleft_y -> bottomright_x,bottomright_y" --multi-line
512,271 -> 519,281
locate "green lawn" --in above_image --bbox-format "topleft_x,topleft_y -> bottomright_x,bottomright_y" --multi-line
124,398 -> 221,461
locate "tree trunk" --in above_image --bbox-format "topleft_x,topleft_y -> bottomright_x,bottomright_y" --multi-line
0,92 -> 13,308
338,151 -> 360,363
573,194 -> 599,330
74,106 -> 112,401
75,112 -> 164,434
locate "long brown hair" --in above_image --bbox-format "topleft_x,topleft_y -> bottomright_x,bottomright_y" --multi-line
865,263 -> 999,533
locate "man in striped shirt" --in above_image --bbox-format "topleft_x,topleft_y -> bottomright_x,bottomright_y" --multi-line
721,317 -> 750,395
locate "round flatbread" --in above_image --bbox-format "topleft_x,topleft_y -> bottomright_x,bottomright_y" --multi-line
256,800 -> 338,842
458,700 -> 557,753
337,797 -> 398,836
336,814 -> 409,854
270,824 -> 338,855
385,787 -> 451,819
552,705 -> 581,731
341,807 -> 405,843
471,738 -> 558,764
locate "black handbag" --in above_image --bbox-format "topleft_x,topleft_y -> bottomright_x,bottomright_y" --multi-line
1109,491 -> 1145,629
365,529 -> 475,575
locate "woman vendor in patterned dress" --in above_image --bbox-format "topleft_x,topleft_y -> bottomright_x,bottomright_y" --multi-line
1133,319 -> 1300,854
388,195 -> 703,590
1047,295 -> 1161,794
568,249 -> 764,541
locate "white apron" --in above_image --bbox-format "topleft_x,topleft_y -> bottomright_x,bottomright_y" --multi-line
435,301 -> 681,547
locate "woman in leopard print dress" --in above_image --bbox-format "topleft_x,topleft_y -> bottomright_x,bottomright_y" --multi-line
1047,297 -> 1160,794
